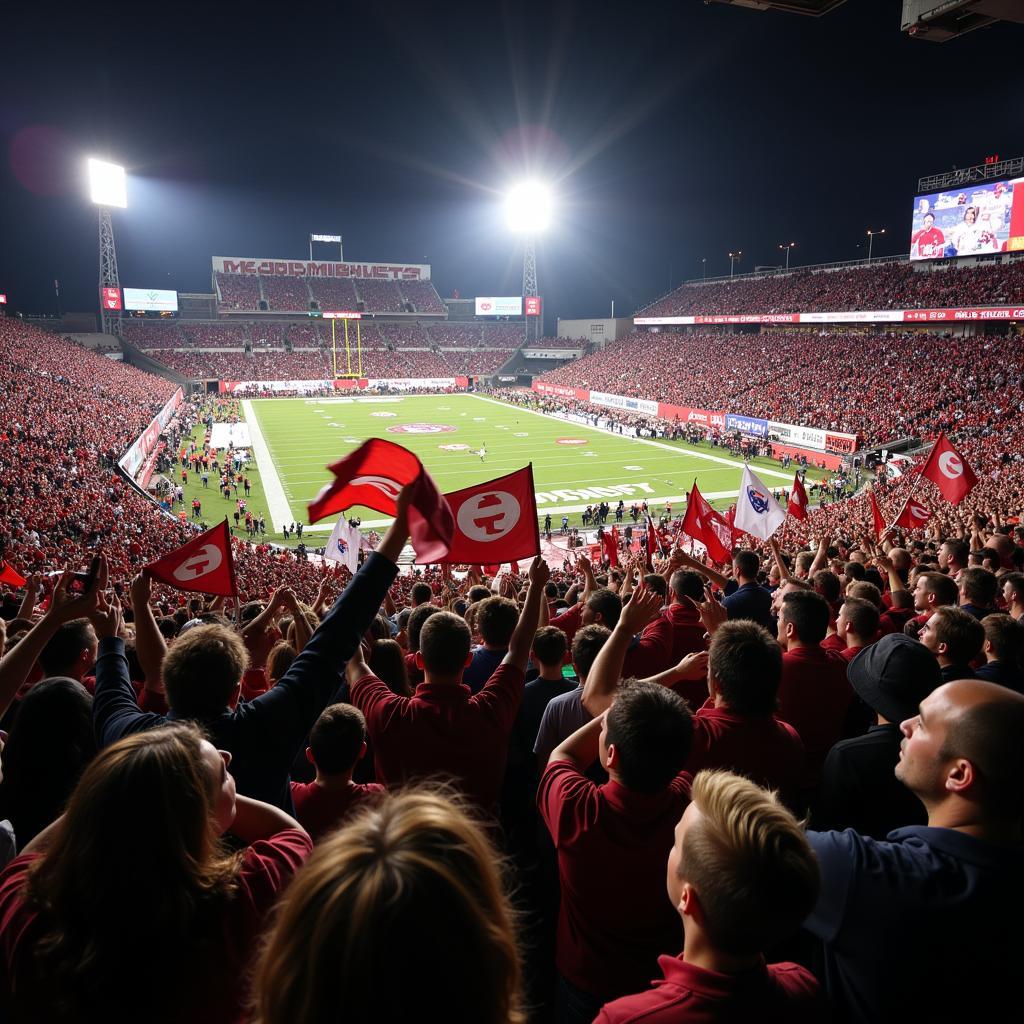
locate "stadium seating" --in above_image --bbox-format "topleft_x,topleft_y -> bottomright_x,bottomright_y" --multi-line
215,272 -> 261,310
307,277 -> 360,311
639,259 -> 1024,317
262,275 -> 312,312
400,279 -> 446,314
354,279 -> 406,314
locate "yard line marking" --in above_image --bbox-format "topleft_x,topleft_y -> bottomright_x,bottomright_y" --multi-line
242,399 -> 295,532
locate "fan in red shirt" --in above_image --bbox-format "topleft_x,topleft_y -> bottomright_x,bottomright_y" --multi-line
0,723 -> 310,1023
289,704 -> 385,841
346,558 -> 548,813
541,590 -> 696,1023
911,213 -> 945,259
594,770 -> 823,1024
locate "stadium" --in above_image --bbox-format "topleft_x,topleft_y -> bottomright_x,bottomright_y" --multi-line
1,1 -> 1023,1022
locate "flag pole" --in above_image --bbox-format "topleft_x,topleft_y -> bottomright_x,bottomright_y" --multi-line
881,435 -> 935,538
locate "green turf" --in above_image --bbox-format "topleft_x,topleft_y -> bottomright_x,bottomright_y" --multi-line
223,393 -> 829,542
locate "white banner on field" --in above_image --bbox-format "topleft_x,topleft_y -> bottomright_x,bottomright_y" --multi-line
588,391 -> 660,416
363,377 -> 456,390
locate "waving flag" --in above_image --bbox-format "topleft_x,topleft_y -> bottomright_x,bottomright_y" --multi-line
601,528 -> 620,567
734,465 -> 787,541
432,465 -> 539,566
308,438 -> 455,563
0,562 -> 26,588
869,488 -> 887,540
920,432 -> 977,505
787,474 -> 809,521
145,520 -> 237,596
324,517 -> 361,573
894,496 -> 931,531
682,481 -> 734,563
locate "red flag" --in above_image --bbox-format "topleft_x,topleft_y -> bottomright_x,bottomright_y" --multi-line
510,561 -> 521,575
601,529 -> 619,567
869,489 -> 886,540
787,474 -> 809,521
0,562 -> 26,587
919,432 -> 978,505
432,465 -> 540,566
893,496 -> 931,531
145,520 -> 237,596
308,438 -> 455,563
682,482 -> 733,563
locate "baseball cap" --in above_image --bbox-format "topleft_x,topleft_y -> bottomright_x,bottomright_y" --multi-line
847,634 -> 942,725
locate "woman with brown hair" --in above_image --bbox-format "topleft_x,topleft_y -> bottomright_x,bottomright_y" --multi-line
0,722 -> 311,1023
255,787 -> 525,1024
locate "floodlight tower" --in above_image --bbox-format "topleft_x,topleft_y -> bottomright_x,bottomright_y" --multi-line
88,159 -> 126,336
506,182 -> 552,343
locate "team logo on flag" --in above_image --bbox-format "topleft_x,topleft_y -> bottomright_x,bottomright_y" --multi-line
938,452 -> 963,479
746,487 -> 770,514
350,475 -> 403,500
171,544 -> 224,583
456,490 -> 521,542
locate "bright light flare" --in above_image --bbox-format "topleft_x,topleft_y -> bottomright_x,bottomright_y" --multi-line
88,158 -> 127,208
505,182 -> 553,233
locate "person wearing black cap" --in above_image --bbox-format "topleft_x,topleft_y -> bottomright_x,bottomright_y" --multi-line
811,634 -> 940,839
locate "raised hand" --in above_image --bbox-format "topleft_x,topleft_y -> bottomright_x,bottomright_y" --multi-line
620,584 -> 663,634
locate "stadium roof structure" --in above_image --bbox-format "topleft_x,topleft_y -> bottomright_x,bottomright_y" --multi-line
901,0 -> 1024,41
705,0 -> 846,15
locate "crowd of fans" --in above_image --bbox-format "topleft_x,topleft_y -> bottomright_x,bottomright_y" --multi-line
3,308 -> 1024,1022
639,257 -> 1024,317
537,328 -> 1024,446
400,279 -> 446,313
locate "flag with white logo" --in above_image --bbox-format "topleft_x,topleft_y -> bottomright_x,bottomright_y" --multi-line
734,465 -> 787,541
893,496 -> 931,530
324,517 -> 361,573
919,432 -> 977,505
430,465 -> 539,566
144,519 -> 237,596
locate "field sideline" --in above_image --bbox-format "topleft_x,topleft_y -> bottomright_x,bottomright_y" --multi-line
218,392 -> 826,537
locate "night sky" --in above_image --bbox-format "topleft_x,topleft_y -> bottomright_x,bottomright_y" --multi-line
2,0 -> 1022,324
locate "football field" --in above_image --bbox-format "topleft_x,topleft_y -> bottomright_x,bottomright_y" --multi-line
226,393 -> 817,538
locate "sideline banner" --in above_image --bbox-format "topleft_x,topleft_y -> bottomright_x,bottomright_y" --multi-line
118,387 -> 184,477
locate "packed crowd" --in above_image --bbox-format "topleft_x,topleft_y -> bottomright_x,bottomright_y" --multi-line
151,350 -> 333,380
1,449 -> 1022,1022
400,278 -> 446,313
639,257 -> 1024,317
537,328 -> 1024,446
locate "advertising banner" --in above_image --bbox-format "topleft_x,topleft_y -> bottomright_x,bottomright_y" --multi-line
657,403 -> 726,429
725,414 -> 769,438
636,305 -> 1024,327
212,257 -> 429,281
118,387 -> 184,478
525,296 -> 542,316
532,381 -> 591,401
588,391 -> 660,416
475,296 -> 523,316
768,421 -> 827,451
101,286 -> 122,311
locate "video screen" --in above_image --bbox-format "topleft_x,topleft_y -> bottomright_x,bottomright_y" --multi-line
123,287 -> 178,312
475,296 -> 522,316
909,179 -> 1022,261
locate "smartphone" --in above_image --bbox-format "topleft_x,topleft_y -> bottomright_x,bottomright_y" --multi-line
70,555 -> 100,594
562,665 -> 578,681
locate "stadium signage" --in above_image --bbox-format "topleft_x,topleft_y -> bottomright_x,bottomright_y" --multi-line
532,381 -> 589,401
212,257 -> 430,280
524,348 -> 582,359
525,296 -> 542,316
635,306 -> 1024,327
725,414 -> 769,438
101,286 -> 122,311
475,296 -> 523,316
589,391 -> 660,416
656,403 -> 726,429
118,387 -> 185,481
124,287 -> 178,313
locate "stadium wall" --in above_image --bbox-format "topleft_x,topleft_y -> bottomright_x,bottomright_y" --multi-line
118,387 -> 185,486
635,303 -> 1024,327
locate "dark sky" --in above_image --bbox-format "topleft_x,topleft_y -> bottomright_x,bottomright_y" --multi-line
2,0 -> 1022,324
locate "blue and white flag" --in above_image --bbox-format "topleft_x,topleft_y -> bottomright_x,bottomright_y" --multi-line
734,465 -> 787,541
324,517 -> 361,572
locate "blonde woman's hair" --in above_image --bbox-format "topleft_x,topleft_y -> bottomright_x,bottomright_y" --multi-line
678,770 -> 819,955
255,786 -> 524,1024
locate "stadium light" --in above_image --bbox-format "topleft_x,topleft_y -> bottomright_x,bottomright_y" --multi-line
505,181 -> 553,234
728,250 -> 742,279
87,158 -> 127,208
866,228 -> 885,265
779,241 -> 796,271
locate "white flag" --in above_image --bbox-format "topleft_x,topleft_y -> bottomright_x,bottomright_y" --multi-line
324,517 -> 361,572
734,464 -> 787,540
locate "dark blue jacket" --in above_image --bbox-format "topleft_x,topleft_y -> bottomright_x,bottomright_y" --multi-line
93,552 -> 397,810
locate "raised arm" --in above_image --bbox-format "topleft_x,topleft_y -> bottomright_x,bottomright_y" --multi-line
769,537 -> 793,584
549,713 -> 604,769
581,585 -> 663,717
678,549 -> 730,591
129,572 -> 167,691
807,535 -> 830,577
505,557 -> 550,672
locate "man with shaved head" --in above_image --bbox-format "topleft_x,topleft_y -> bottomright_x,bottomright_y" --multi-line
803,679 -> 1024,1024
